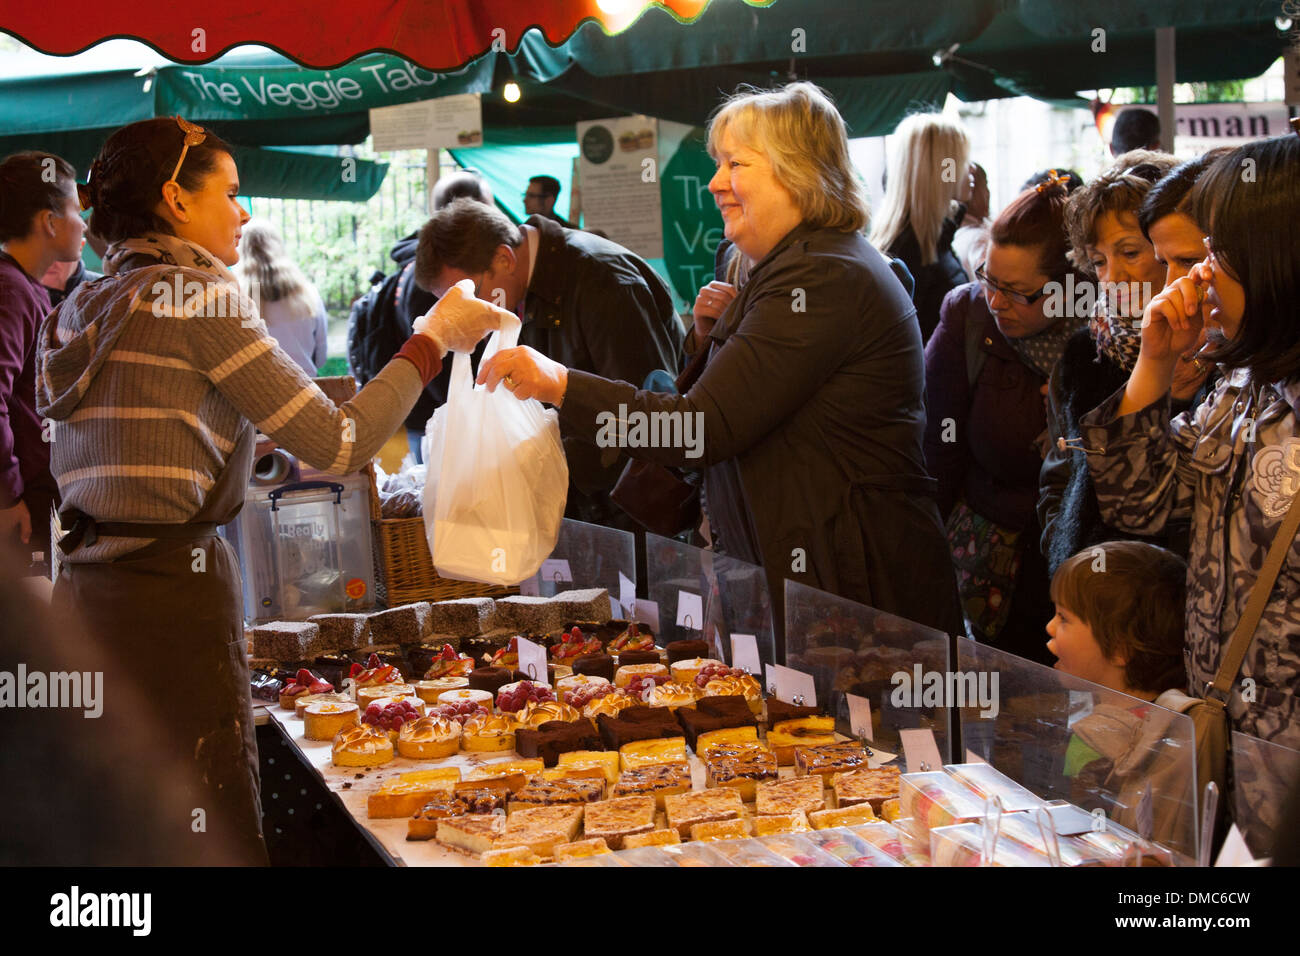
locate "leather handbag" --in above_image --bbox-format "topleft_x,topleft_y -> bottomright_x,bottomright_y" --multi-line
609,342 -> 710,537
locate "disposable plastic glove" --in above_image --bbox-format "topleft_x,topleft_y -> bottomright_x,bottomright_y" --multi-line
413,278 -> 510,354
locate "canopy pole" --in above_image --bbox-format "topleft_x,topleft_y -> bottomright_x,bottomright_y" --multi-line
426,148 -> 440,212
1156,27 -> 1176,152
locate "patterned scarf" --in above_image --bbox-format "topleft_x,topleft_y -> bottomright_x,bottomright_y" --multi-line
101,232 -> 232,281
1004,313 -> 1088,378
1087,295 -> 1143,373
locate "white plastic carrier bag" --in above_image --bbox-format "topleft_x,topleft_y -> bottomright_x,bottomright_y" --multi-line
422,305 -> 568,585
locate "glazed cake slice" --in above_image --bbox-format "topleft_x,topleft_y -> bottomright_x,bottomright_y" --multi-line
435,813 -> 507,856
794,741 -> 869,781
663,787 -> 744,838
582,795 -> 657,850
508,776 -> 605,811
610,762 -> 692,809
832,766 -> 902,812
704,745 -> 778,801
755,775 -> 827,816
499,805 -> 584,857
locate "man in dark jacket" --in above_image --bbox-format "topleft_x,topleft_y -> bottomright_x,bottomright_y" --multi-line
524,175 -> 575,229
415,197 -> 683,528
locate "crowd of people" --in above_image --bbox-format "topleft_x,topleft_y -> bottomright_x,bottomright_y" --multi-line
1,81 -> 1298,861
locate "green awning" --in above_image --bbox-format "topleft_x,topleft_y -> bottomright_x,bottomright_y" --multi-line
0,127 -> 388,201
948,2 -> 1290,102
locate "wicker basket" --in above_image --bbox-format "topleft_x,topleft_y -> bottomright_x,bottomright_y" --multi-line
369,473 -> 518,607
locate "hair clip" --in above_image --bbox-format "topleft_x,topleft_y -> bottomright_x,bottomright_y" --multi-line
1036,169 -> 1069,193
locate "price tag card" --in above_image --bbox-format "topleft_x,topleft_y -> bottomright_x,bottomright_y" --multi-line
1214,824 -> 1259,867
765,663 -> 817,707
618,572 -> 636,615
899,728 -> 944,774
540,559 -> 572,584
866,748 -> 898,769
632,599 -> 660,632
675,591 -> 703,630
515,637 -> 549,686
845,693 -> 873,741
517,576 -> 540,597
730,634 -> 761,675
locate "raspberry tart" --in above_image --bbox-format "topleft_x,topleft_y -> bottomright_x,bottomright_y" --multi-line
279,668 -> 334,710
422,643 -> 474,681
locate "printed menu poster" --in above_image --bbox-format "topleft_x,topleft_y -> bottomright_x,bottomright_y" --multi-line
369,93 -> 482,151
575,115 -> 663,259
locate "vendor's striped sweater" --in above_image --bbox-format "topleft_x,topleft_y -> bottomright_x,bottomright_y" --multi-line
36,234 -> 429,562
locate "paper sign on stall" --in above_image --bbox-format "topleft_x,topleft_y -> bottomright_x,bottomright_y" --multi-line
846,693 -> 873,741
540,559 -> 572,584
618,572 -> 636,615
370,93 -> 482,151
675,591 -> 703,630
632,599 -> 660,632
516,637 -> 549,686
730,633 -> 761,675
899,728 -> 944,773
765,663 -> 817,706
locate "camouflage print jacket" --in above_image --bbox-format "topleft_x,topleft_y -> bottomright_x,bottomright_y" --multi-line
1079,367 -> 1300,748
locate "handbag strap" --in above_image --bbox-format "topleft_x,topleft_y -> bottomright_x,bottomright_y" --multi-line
1209,485 -> 1300,701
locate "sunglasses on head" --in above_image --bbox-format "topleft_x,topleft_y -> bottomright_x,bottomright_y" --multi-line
78,116 -> 207,212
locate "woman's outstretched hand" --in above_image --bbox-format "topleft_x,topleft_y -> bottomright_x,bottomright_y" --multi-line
414,279 -> 510,354
478,346 -> 569,406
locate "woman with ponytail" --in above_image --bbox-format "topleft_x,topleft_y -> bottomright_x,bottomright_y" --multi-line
924,173 -> 1084,663
0,151 -> 83,569
36,117 -> 505,863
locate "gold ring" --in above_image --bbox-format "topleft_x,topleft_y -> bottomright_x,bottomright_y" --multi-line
503,374 -> 517,390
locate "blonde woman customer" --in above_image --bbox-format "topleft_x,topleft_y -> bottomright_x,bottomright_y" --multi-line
235,218 -> 328,374
870,112 -> 971,342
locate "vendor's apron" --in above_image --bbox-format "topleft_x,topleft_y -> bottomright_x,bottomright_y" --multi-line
53,424 -> 267,865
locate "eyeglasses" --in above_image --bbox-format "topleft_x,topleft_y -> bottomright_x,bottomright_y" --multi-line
167,116 -> 207,186
974,264 -> 1054,306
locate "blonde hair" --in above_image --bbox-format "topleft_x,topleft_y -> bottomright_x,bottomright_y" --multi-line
234,219 -> 321,317
706,82 -> 869,234
869,113 -> 970,266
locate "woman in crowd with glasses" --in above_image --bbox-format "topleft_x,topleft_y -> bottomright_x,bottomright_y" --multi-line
923,174 -> 1084,663
1038,152 -> 1186,577
1080,134 -> 1300,747
35,117 -> 504,863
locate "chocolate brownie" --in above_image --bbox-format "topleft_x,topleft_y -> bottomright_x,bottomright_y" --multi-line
677,703 -> 756,748
595,712 -> 682,751
666,639 -> 709,663
617,649 -> 661,667
468,667 -> 514,694
765,698 -> 823,725
696,695 -> 758,722
572,654 -> 615,681
515,721 -> 603,766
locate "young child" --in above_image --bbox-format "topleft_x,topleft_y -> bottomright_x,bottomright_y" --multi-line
1046,539 -> 1188,703
1046,540 -> 1198,852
